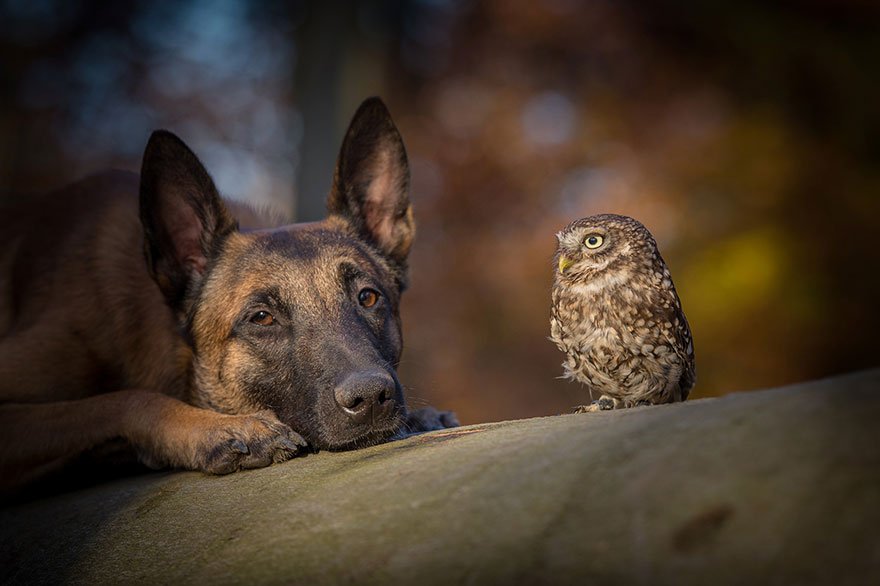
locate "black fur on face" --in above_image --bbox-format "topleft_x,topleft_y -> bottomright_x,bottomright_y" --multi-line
189,226 -> 406,450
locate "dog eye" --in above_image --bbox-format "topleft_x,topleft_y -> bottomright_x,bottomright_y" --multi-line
358,288 -> 380,309
250,310 -> 275,326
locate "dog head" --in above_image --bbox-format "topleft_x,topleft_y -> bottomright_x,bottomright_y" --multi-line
139,98 -> 414,450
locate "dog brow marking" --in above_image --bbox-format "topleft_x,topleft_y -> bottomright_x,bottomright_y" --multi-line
243,289 -> 286,317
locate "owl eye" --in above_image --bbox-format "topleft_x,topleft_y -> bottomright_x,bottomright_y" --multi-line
584,234 -> 604,249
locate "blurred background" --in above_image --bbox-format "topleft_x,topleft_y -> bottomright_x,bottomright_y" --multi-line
1,0 -> 878,424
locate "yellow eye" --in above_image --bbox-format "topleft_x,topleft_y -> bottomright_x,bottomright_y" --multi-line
584,234 -> 604,249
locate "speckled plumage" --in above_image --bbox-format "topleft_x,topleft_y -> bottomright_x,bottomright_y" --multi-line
550,214 -> 695,411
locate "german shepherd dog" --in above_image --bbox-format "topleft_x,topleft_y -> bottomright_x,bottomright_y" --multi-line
0,98 -> 456,495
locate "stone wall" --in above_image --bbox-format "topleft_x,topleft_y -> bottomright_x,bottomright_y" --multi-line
2,370 -> 879,584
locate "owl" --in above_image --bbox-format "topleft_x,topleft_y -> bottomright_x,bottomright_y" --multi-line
550,214 -> 695,411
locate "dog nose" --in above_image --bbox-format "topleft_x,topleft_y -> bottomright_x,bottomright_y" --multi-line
334,372 -> 398,423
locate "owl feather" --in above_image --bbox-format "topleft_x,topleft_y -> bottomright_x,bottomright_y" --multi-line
550,214 -> 695,411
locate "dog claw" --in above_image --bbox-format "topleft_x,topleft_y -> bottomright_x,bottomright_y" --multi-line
440,411 -> 460,428
280,437 -> 306,452
230,439 -> 249,454
403,407 -> 460,433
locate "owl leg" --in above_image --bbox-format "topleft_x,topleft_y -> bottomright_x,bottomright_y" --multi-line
574,395 -> 619,413
597,395 -> 618,410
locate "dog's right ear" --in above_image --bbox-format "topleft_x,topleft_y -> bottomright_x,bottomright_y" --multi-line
139,130 -> 238,310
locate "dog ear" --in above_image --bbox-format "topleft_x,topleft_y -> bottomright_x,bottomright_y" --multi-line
139,130 -> 238,310
327,97 -> 414,270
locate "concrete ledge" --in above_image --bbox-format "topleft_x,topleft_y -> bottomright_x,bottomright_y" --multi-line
2,370 -> 879,585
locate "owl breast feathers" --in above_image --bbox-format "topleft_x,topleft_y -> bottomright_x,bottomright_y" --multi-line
550,214 -> 695,410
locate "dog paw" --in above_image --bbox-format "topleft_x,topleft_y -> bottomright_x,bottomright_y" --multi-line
198,410 -> 308,475
404,406 -> 460,433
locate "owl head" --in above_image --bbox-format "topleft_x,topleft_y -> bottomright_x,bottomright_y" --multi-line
555,214 -> 659,281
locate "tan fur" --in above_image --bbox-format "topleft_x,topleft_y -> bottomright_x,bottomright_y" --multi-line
0,173 -> 306,495
0,98 -> 454,496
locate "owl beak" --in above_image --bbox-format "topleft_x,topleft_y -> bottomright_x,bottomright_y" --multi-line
558,255 -> 573,274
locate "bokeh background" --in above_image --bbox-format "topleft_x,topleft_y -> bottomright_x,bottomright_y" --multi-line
2,0 -> 878,424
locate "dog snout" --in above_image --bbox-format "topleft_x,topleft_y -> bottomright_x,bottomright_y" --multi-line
334,372 -> 398,423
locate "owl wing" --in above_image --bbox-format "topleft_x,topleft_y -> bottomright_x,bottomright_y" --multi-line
662,303 -> 696,401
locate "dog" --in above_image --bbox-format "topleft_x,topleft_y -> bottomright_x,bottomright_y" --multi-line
0,97 -> 456,495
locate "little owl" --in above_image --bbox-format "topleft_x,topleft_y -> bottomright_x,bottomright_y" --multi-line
550,214 -> 695,411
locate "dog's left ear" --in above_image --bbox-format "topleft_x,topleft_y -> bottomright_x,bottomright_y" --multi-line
328,97 -> 414,271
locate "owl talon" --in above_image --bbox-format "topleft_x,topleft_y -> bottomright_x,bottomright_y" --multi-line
573,397 -> 617,413
597,396 -> 616,410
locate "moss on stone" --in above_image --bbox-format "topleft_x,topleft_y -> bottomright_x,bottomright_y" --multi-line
2,370 -> 879,584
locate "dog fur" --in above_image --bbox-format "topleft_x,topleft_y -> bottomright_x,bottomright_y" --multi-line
0,97 -> 455,495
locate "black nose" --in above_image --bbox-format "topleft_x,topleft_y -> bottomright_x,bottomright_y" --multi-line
334,372 -> 398,423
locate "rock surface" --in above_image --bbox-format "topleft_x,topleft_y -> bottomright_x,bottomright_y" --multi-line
2,370 -> 879,585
